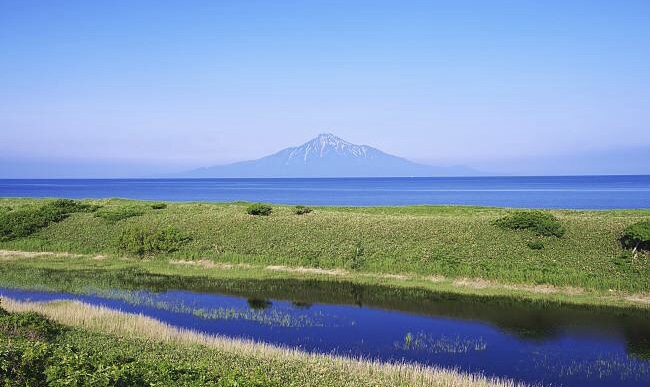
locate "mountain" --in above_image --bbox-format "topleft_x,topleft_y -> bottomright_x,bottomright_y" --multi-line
180,134 -> 478,178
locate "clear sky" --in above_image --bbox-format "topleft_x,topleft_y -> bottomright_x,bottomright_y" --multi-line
1,0 -> 649,177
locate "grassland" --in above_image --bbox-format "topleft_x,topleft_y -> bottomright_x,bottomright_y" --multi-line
1,197 -> 649,386
1,297 -> 522,387
1,197 -> 649,294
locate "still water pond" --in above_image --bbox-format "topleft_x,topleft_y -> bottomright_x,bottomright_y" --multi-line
1,284 -> 649,387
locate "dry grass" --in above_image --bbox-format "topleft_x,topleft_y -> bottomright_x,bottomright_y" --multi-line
2,297 -> 524,387
266,264 -> 348,276
453,277 -> 585,295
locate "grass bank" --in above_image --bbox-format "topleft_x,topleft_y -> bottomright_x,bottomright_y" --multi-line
0,297 -> 522,387
1,198 -> 649,293
1,250 -> 649,310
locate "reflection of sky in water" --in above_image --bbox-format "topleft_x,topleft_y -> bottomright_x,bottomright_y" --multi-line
1,286 -> 649,387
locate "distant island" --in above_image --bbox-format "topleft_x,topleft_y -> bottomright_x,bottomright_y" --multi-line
179,133 -> 478,178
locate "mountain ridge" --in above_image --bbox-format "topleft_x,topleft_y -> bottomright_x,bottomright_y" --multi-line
180,134 -> 478,177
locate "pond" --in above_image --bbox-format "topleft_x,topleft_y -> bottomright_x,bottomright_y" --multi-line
1,279 -> 649,387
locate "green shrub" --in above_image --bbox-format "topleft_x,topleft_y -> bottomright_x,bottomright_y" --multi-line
95,206 -> 146,222
45,199 -> 98,214
0,199 -> 96,241
46,344 -> 147,387
118,226 -> 191,257
293,205 -> 313,215
246,203 -> 272,216
0,309 -> 62,341
150,202 -> 167,210
0,339 -> 50,386
620,221 -> 650,252
527,241 -> 544,250
494,211 -> 565,237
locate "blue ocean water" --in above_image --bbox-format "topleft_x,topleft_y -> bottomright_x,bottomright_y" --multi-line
1,176 -> 649,209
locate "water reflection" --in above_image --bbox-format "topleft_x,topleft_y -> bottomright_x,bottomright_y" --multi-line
1,269 -> 649,387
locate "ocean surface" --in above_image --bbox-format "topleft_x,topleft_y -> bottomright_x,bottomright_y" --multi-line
1,175 -> 649,209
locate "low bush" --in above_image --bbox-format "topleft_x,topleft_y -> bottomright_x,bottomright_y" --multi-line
118,226 -> 191,257
150,202 -> 167,210
95,206 -> 146,222
45,199 -> 99,214
620,221 -> 650,252
0,308 -> 62,341
293,205 -> 312,215
527,241 -> 544,250
246,203 -> 272,216
494,211 -> 565,237
0,199 -> 94,241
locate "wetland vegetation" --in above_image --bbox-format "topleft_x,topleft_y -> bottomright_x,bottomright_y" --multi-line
1,197 -> 649,386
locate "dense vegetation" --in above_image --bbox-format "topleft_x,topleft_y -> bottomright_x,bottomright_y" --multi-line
0,199 -> 96,242
293,205 -> 313,215
118,225 -> 191,257
494,211 -> 566,237
0,303 -> 276,386
95,205 -> 146,222
621,221 -> 650,252
0,198 -> 649,292
246,203 -> 273,216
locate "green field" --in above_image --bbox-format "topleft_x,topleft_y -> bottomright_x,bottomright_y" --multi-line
1,197 -> 649,294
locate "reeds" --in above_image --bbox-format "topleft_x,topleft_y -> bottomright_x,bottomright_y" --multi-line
2,297 -> 524,387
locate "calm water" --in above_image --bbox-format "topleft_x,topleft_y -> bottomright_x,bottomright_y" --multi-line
1,176 -> 650,208
1,283 -> 649,387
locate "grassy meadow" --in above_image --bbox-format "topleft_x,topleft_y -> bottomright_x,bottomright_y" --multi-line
1,197 -> 649,293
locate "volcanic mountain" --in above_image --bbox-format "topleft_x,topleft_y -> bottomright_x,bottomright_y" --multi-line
181,134 -> 477,177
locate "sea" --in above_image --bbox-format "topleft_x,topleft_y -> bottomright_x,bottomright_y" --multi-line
1,175 -> 649,209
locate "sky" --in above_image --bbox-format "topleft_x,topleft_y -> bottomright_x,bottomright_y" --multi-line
1,0 -> 649,177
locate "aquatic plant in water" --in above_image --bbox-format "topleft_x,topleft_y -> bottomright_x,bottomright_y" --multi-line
89,289 -> 347,328
396,331 -> 487,354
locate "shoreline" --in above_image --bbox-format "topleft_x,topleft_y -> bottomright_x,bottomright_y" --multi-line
1,297 -> 524,387
1,249 -> 648,310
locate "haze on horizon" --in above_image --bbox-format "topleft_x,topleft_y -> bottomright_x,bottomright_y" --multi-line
1,0 -> 649,178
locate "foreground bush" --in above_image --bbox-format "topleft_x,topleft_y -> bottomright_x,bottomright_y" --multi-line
246,204 -> 272,216
494,211 -> 565,237
620,221 -> 650,252
0,199 -> 95,241
118,226 -> 191,257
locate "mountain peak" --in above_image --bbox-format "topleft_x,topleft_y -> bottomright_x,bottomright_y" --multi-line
311,133 -> 352,148
294,133 -> 367,161
182,134 -> 478,177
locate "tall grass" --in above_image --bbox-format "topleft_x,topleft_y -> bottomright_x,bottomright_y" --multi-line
2,297 -> 524,387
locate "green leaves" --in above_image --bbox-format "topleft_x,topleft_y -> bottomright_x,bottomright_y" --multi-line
494,211 -> 566,238
0,199 -> 96,241
621,221 -> 650,251
246,204 -> 272,216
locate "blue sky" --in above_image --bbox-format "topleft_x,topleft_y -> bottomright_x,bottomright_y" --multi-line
1,0 -> 649,177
